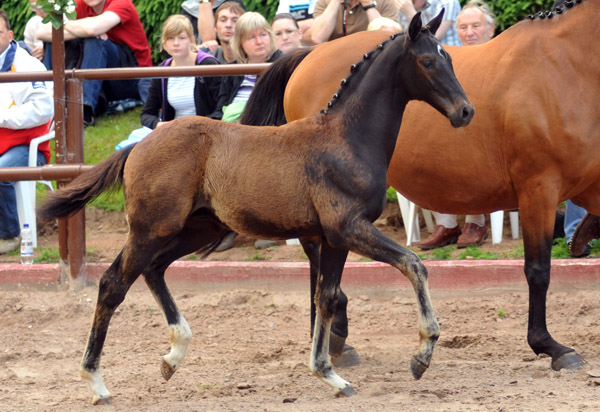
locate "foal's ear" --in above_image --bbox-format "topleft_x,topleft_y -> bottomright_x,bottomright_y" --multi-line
408,11 -> 423,41
425,8 -> 445,36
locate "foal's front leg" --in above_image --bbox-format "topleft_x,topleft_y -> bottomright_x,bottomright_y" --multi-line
330,219 -> 440,380
309,240 -> 356,397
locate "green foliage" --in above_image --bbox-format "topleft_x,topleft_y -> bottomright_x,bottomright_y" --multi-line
37,0 -> 78,29
460,0 -> 557,32
430,247 -> 453,260
245,0 -> 278,20
551,237 -> 570,259
34,247 -> 60,263
457,246 -> 499,260
386,187 -> 398,203
497,308 -> 506,317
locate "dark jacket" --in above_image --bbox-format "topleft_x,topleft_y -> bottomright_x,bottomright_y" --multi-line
209,50 -> 283,120
141,51 -> 221,129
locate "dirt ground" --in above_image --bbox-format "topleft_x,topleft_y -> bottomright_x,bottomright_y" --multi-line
4,205 -> 599,411
2,281 -> 600,411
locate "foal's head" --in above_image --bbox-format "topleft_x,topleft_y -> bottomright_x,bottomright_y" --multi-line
402,10 -> 474,128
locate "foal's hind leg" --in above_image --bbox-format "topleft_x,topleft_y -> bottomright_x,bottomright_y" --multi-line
81,243 -> 161,405
325,219 -> 439,380
309,240 -> 356,397
143,215 -> 227,381
301,237 -> 350,357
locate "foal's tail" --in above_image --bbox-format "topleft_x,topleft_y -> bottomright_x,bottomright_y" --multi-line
240,47 -> 312,126
38,144 -> 136,220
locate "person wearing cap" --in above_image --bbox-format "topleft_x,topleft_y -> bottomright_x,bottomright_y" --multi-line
206,0 -> 246,63
311,0 -> 398,44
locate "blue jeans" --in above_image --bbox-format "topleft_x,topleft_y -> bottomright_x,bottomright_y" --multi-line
564,199 -> 587,243
0,146 -> 47,239
43,38 -> 141,112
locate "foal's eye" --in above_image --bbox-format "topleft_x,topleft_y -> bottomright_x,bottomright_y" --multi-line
421,59 -> 433,69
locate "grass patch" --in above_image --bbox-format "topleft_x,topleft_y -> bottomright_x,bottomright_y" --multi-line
457,246 -> 499,260
33,247 -> 60,263
429,247 -> 453,260
245,251 -> 267,261
551,238 -> 570,259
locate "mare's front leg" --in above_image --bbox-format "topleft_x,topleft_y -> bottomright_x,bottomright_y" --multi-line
326,219 -> 439,380
301,237 -> 349,356
310,240 -> 356,397
519,202 -> 585,370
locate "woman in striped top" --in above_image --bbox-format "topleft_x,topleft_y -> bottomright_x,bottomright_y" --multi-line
141,15 -> 221,130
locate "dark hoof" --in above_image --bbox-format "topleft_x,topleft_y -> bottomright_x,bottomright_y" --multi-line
329,332 -> 346,357
335,385 -> 357,398
93,396 -> 112,405
161,358 -> 176,381
410,355 -> 429,380
331,344 -> 362,368
551,351 -> 586,371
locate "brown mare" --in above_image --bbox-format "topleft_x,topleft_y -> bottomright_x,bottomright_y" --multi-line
241,0 -> 600,373
38,13 -> 473,404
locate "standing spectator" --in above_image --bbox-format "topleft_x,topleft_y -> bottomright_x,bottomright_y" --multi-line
0,10 -> 53,254
208,0 -> 246,63
140,15 -> 221,130
397,0 -> 461,46
36,0 -> 152,126
275,0 -> 317,45
415,0 -> 495,250
271,13 -> 304,54
311,0 -> 398,44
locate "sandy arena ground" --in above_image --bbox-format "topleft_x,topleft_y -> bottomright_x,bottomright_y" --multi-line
2,279 -> 600,412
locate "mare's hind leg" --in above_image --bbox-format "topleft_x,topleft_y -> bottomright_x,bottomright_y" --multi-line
325,219 -> 439,380
309,240 -> 356,397
142,213 -> 228,381
301,237 -> 349,357
81,239 -> 165,405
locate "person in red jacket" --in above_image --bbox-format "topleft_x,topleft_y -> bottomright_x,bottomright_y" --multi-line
36,0 -> 152,125
0,10 -> 53,253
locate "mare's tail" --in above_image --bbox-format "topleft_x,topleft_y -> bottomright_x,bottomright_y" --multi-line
38,144 -> 136,220
240,48 -> 312,126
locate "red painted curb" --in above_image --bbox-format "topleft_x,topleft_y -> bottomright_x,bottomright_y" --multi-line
1,259 -> 599,289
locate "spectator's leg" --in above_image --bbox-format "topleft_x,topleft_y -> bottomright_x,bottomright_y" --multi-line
0,146 -> 46,245
564,200 -> 587,243
42,42 -> 53,70
79,38 -> 122,114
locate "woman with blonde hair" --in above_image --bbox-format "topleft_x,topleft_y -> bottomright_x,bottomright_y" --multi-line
141,14 -> 221,129
209,12 -> 282,251
210,12 -> 282,122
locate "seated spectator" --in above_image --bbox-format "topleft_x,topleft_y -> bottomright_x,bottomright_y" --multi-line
414,0 -> 495,250
141,15 -> 221,130
397,0 -> 461,46
311,0 -> 398,44
36,0 -> 152,126
275,0 -> 317,46
271,13 -> 304,54
209,11 -> 282,122
208,0 -> 246,63
0,10 -> 53,254
196,0 -> 246,51
23,0 -> 47,60
209,11 -> 282,251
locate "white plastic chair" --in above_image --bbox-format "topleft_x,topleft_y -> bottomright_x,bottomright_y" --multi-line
15,131 -> 55,248
396,191 -> 519,246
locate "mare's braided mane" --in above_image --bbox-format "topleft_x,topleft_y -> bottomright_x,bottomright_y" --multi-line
528,0 -> 585,20
319,33 -> 402,116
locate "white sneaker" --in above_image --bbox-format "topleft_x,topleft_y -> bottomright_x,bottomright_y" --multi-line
0,237 -> 20,254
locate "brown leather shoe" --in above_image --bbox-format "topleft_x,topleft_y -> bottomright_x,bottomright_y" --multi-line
415,225 -> 461,250
456,223 -> 488,248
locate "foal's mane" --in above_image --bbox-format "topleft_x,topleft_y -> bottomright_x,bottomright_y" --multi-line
528,0 -> 585,21
319,33 -> 403,116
